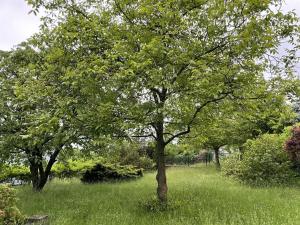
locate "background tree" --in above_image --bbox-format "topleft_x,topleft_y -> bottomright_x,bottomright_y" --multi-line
184,76 -> 297,168
0,42 -> 80,191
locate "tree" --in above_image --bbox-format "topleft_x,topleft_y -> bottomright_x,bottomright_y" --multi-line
199,117 -> 232,169
27,0 -> 299,202
196,94 -> 296,168
0,43 -> 79,191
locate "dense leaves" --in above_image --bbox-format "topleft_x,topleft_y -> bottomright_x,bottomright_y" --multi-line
2,0 -> 298,201
0,185 -> 24,225
223,133 -> 297,185
285,126 -> 300,171
81,164 -> 143,183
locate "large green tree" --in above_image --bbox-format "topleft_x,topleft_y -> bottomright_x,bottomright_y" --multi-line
27,0 -> 299,202
0,42 -> 82,191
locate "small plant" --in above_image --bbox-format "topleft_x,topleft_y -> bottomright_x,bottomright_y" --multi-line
0,185 -> 24,225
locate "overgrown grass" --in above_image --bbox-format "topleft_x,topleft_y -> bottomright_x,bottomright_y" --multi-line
17,165 -> 300,225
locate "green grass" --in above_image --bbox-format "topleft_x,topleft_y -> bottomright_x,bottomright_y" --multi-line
17,165 -> 300,225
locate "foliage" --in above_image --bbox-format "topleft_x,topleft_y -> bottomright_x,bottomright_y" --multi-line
285,126 -> 300,172
165,152 -> 197,165
25,0 -> 300,201
0,154 -> 153,184
52,158 -> 105,178
0,158 -> 104,182
221,153 -> 243,178
0,185 -> 24,225
0,166 -> 31,183
135,157 -> 155,170
81,163 -> 143,183
116,143 -> 155,170
223,134 -> 297,185
0,45 -> 81,191
165,144 -> 198,165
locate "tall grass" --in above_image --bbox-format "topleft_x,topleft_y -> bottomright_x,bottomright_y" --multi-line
17,165 -> 300,225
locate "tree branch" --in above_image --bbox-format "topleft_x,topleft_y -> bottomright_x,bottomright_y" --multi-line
164,91 -> 233,145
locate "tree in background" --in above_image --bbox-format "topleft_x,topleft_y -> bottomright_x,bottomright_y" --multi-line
0,43 -> 80,191
188,82 -> 297,169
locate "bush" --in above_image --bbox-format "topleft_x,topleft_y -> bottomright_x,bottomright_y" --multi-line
165,151 -> 199,165
81,163 -> 143,183
0,158 -> 105,182
0,166 -> 31,184
222,153 -> 243,177
51,158 -> 104,178
118,145 -> 155,170
285,126 -> 300,173
136,157 -> 155,170
0,185 -> 24,225
223,134 -> 297,185
0,157 -> 147,184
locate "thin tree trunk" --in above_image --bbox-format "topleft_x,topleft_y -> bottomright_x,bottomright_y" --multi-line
152,88 -> 168,203
214,147 -> 221,169
238,146 -> 244,160
156,140 -> 167,203
155,115 -> 168,203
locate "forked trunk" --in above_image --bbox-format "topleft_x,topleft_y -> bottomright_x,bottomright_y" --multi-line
29,150 -> 59,192
29,162 -> 49,192
29,163 -> 40,191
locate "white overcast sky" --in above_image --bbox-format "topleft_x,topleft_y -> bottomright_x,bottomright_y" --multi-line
0,0 -> 299,51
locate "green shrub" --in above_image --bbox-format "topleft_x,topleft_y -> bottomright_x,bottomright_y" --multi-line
136,157 -> 155,170
117,144 -> 155,170
223,134 -> 297,185
81,163 -> 143,183
0,166 -> 31,183
222,153 -> 243,178
51,158 -> 104,178
0,185 -> 24,225
0,156 -> 150,183
0,158 -> 105,182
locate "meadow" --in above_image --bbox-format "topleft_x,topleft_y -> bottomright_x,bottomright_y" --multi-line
17,165 -> 300,225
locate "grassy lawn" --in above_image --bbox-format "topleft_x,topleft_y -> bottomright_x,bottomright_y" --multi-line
17,165 -> 300,225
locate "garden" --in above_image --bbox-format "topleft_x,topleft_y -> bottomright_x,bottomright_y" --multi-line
1,0 -> 300,224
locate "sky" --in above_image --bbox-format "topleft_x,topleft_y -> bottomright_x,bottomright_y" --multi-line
0,0 -> 299,51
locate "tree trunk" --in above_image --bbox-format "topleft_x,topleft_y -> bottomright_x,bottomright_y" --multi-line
238,146 -> 244,160
156,140 -> 167,203
29,163 -> 40,191
29,149 -> 60,192
152,88 -> 168,203
29,162 -> 49,192
214,147 -> 221,169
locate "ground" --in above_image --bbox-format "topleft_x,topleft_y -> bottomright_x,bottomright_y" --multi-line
17,165 -> 300,225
